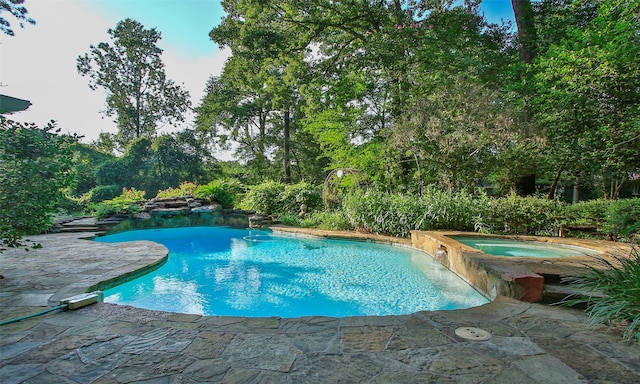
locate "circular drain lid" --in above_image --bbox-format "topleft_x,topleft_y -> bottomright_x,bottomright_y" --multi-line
455,327 -> 491,341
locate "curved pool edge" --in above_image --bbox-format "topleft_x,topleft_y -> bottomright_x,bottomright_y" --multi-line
88,241 -> 170,293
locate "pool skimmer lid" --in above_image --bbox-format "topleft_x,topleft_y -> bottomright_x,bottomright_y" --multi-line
455,327 -> 491,341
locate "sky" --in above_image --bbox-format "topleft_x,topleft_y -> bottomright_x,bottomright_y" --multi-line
0,0 -> 516,144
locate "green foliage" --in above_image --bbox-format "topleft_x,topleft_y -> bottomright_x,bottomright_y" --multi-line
93,188 -> 146,220
94,135 -> 207,198
561,198 -> 640,240
67,142 -> 114,197
240,181 -> 322,216
0,0 -> 35,36
194,179 -> 243,208
156,182 -> 198,199
342,189 -> 487,237
1,117 -> 76,249
563,199 -> 610,227
561,246 -> 640,344
89,184 -> 122,203
240,181 -> 285,215
278,213 -> 300,227
77,18 -> 191,148
531,0 -> 640,199
486,194 -> 564,235
279,182 -> 322,214
603,199 -> 640,241
300,210 -> 352,231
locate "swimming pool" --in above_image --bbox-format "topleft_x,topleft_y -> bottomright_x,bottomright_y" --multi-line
450,235 -> 597,258
96,227 -> 488,317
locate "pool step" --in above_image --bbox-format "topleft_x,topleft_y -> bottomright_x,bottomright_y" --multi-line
55,217 -> 118,233
542,282 -> 603,306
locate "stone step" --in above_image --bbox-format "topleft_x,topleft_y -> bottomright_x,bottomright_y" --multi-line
58,226 -> 100,233
541,283 -> 603,305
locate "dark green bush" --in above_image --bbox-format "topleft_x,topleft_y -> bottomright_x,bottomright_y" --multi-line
55,194 -> 89,214
89,184 -> 122,203
341,189 -> 486,237
486,194 -> 564,235
603,198 -> 640,240
563,199 -> 610,228
301,210 -> 352,231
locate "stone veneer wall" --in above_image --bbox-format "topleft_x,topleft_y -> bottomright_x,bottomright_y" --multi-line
101,196 -> 274,233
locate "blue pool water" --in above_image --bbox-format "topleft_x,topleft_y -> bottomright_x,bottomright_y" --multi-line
97,227 -> 488,317
451,236 -> 596,258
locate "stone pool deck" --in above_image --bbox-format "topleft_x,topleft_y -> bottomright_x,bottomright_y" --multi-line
1,230 -> 639,383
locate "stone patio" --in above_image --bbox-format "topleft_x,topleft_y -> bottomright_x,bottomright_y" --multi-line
1,230 -> 639,383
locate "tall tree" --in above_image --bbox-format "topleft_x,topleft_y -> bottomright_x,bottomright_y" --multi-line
511,0 -> 537,63
532,0 -> 640,199
77,19 -> 190,148
201,0 -> 320,183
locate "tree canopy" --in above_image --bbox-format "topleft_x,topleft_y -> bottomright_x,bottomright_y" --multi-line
192,0 -> 638,198
77,18 -> 191,149
0,0 -> 35,36
0,117 -> 76,249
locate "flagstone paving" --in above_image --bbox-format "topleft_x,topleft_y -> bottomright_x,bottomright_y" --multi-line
1,231 -> 638,383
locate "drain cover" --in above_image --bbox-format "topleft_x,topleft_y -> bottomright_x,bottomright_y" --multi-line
455,327 -> 491,341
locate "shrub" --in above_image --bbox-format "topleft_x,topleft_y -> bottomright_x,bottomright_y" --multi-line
278,213 -> 300,226
301,210 -> 352,231
241,181 -> 322,216
93,188 -> 146,219
341,189 -> 486,237
155,181 -> 197,199
195,179 -> 242,208
89,184 -> 121,203
563,199 -> 610,228
279,182 -> 323,214
56,193 -> 90,214
603,198 -> 640,241
486,194 -> 564,235
561,245 -> 640,344
240,181 -> 285,215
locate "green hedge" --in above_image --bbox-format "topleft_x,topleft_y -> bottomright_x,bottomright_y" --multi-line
338,190 -> 638,239
341,189 -> 486,237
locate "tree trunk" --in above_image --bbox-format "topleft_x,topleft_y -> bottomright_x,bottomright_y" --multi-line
511,0 -> 538,194
547,166 -> 564,199
283,108 -> 291,184
511,0 -> 537,64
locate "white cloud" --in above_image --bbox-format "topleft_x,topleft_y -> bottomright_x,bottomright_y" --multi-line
0,0 -> 229,143
162,47 -> 230,133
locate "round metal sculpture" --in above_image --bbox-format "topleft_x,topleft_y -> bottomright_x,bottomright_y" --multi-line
322,168 -> 368,207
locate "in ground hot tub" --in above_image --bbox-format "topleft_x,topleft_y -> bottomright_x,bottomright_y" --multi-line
449,235 -> 597,258
410,231 -> 625,303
